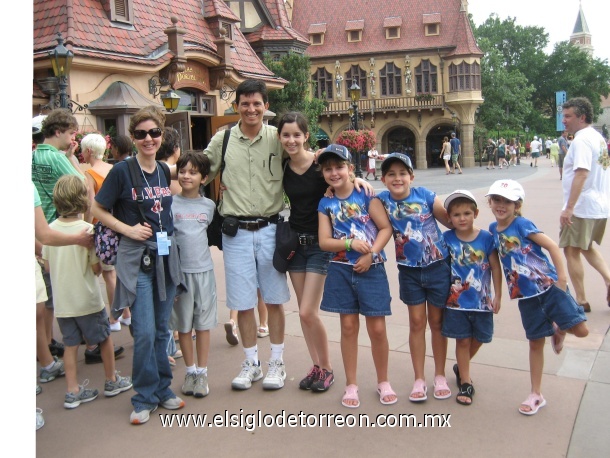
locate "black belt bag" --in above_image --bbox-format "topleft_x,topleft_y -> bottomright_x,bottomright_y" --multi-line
298,234 -> 318,245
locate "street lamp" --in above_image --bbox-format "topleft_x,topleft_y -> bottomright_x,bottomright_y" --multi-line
48,33 -> 74,109
349,78 -> 363,177
496,122 -> 501,143
161,90 -> 180,113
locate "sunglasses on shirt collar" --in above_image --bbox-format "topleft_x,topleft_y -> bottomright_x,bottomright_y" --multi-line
133,128 -> 163,140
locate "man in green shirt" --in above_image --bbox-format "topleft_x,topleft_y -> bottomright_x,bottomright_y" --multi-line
204,80 -> 290,391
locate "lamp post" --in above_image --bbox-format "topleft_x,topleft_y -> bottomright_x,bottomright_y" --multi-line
349,79 -> 363,178
48,33 -> 74,109
161,90 -> 180,113
496,122 -> 501,143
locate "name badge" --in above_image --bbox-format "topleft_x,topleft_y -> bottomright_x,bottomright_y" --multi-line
156,231 -> 170,255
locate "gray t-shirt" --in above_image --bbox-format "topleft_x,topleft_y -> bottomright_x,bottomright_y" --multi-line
172,194 -> 216,273
558,136 -> 568,156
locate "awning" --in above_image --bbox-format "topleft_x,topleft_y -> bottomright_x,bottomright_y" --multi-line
316,128 -> 329,140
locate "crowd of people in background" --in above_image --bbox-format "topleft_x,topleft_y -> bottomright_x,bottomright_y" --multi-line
34,87 -> 609,430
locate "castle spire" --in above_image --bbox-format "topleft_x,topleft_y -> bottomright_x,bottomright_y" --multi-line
570,1 -> 593,56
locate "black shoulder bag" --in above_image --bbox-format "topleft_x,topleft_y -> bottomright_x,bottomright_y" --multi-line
206,130 -> 231,250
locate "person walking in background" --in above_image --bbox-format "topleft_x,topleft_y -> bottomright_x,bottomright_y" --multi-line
450,132 -> 463,174
497,138 -> 509,169
530,136 -> 542,168
559,97 -> 610,313
549,139 -> 559,167
557,130 -> 569,180
365,146 -> 379,180
109,135 -> 133,163
440,136 -> 452,174
485,139 -> 496,170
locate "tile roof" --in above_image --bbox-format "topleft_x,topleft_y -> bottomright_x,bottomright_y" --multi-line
308,23 -> 327,34
345,20 -> 365,31
446,8 -> 483,57
383,17 -> 403,28
33,0 -> 276,79
422,13 -> 441,24
291,0 -> 482,59
245,0 -> 308,46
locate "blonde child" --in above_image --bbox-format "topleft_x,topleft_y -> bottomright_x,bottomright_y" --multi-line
170,151 -> 218,398
317,144 -> 395,408
486,179 -> 588,415
42,175 -> 132,409
442,190 -> 502,405
377,153 -> 452,402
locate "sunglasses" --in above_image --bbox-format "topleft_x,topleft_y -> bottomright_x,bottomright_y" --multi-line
133,128 -> 163,140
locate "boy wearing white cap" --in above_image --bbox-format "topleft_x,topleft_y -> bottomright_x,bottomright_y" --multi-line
442,190 -> 502,406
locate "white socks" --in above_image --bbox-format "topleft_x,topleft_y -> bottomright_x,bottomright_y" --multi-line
244,345 -> 259,365
270,343 -> 284,362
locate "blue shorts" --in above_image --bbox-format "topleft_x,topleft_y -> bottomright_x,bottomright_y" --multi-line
442,308 -> 494,343
287,239 -> 332,275
223,224 -> 290,311
398,258 -> 451,307
57,308 -> 111,347
518,285 -> 586,340
320,262 -> 392,316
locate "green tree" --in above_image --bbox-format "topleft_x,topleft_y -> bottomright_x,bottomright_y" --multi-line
263,52 -> 327,148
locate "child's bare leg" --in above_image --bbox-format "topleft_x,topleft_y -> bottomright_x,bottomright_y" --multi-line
366,316 -> 395,403
567,322 -> 588,338
455,338 -> 473,404
408,304 -> 427,381
99,337 -> 116,380
340,314 -> 359,386
530,337 -> 545,393
103,269 -> 118,324
178,332 -> 195,367
64,345 -> 79,393
195,330 -> 210,368
469,339 -> 483,359
428,305 -> 448,378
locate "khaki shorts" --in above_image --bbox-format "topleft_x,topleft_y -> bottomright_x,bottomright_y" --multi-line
169,271 -> 218,332
35,259 -> 48,304
101,263 -> 115,272
559,216 -> 606,250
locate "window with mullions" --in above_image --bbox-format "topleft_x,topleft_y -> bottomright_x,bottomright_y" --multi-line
448,61 -> 481,91
312,67 -> 333,100
380,63 -> 402,96
415,60 -> 437,93
344,65 -> 367,98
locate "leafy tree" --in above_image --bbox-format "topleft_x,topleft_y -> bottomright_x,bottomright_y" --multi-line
263,52 -> 327,148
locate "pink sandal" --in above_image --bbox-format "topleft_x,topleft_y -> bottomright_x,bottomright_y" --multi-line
409,379 -> 428,402
551,323 -> 565,355
377,381 -> 398,405
341,384 -> 360,409
519,393 -> 547,415
433,375 -> 452,400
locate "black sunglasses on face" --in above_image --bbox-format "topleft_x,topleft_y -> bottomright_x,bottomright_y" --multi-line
133,128 -> 163,140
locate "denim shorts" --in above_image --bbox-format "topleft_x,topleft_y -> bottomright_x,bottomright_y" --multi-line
57,308 -> 111,347
321,262 -> 392,316
518,284 -> 586,340
398,258 -> 451,307
223,223 -> 290,311
287,240 -> 332,275
442,308 -> 493,343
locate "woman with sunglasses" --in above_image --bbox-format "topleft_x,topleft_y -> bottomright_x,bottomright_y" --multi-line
92,106 -> 185,425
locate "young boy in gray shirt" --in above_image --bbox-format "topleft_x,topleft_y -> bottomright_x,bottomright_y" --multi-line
170,151 -> 217,398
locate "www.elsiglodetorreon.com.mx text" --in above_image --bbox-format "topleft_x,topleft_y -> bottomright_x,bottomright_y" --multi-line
159,410 -> 451,431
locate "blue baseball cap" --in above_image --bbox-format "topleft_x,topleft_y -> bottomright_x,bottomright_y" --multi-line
318,144 -> 352,163
381,152 -> 413,173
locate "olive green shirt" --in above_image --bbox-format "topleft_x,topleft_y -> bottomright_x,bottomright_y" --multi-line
204,121 -> 285,218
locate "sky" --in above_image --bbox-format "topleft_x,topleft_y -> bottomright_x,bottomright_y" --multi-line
469,0 -> 609,63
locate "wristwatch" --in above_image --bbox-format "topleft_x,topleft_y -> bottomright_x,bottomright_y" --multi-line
371,251 -> 378,261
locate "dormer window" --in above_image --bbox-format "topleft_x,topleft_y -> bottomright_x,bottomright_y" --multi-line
346,20 -> 364,43
308,23 -> 327,46
383,17 -> 402,40
220,21 -> 233,40
423,13 -> 441,36
110,0 -> 133,25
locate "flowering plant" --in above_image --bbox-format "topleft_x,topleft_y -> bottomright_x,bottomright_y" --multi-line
335,129 -> 377,156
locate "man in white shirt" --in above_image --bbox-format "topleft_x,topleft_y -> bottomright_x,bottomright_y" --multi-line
559,97 -> 610,312
530,136 -> 542,167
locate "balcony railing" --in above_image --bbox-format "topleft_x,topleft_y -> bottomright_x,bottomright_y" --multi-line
322,94 -> 445,116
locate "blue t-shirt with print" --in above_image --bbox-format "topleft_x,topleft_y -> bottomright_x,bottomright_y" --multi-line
317,188 -> 387,265
443,229 -> 495,311
489,217 -> 557,299
95,159 -> 174,240
377,187 -> 448,267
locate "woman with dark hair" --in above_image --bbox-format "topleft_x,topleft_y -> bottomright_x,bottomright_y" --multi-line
92,106 -> 185,425
157,127 -> 182,195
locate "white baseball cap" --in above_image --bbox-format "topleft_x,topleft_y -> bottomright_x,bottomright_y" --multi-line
32,115 -> 47,135
444,189 -> 477,210
485,179 -> 525,201
533,135 -> 538,140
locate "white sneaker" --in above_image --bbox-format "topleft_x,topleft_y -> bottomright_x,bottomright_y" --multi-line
262,359 -> 286,390
109,321 -> 121,332
231,360 -> 262,390
119,316 -> 132,326
36,408 -> 44,431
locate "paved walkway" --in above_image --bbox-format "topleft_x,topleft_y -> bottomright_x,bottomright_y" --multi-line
35,157 -> 610,457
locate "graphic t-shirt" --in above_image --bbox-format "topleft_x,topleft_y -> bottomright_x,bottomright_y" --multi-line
172,194 -> 215,273
377,187 -> 448,267
318,188 -> 387,265
443,229 -> 495,311
95,159 -> 173,240
489,217 -> 557,299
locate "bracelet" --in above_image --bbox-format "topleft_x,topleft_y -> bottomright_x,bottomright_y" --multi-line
113,220 -> 120,230
345,238 -> 352,251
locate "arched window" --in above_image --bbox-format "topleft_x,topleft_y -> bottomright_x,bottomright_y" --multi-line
449,61 -> 481,91
415,60 -> 437,93
312,67 -> 334,100
380,62 -> 402,96
344,65 -> 367,98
